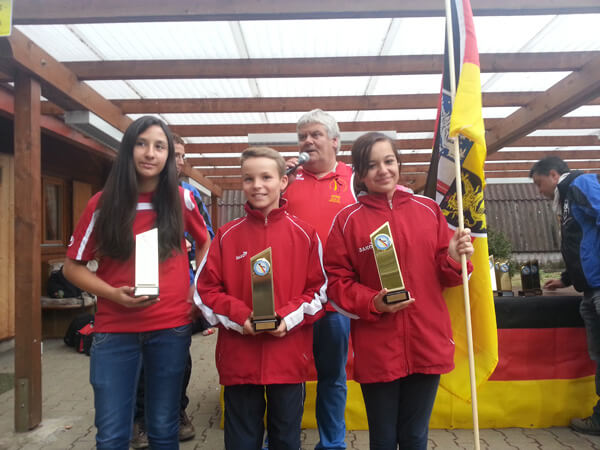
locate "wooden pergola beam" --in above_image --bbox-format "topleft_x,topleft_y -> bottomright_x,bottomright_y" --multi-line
487,53 -> 600,153
13,0 -> 600,24
39,93 -> 600,115
0,29 -> 131,132
13,71 -> 42,432
56,52 -> 598,81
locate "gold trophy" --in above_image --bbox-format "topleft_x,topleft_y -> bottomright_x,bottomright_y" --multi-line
134,228 -> 159,299
497,259 -> 514,297
250,248 -> 279,331
519,262 -> 533,296
489,255 -> 498,296
370,222 -> 410,304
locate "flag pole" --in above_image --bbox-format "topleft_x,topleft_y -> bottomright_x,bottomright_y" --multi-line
444,0 -> 481,448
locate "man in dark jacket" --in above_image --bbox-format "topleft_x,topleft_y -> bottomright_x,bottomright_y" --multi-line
530,156 -> 600,435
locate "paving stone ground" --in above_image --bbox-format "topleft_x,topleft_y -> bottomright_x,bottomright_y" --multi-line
1,335 -> 600,449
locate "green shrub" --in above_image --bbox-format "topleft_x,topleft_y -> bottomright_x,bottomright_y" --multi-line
487,227 -> 512,260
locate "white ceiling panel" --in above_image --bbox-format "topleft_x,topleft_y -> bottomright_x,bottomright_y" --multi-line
256,76 -> 371,97
17,25 -> 100,61
84,80 -> 140,99
126,79 -> 255,99
241,19 -> 391,58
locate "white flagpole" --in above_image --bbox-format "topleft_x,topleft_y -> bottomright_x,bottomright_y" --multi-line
443,0 -> 481,448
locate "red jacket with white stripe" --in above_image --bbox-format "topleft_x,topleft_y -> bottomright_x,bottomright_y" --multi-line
194,200 -> 326,385
324,187 -> 472,384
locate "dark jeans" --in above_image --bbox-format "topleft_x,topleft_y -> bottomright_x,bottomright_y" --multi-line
224,383 -> 304,450
580,289 -> 600,421
90,325 -> 192,450
135,316 -> 212,420
360,374 -> 440,450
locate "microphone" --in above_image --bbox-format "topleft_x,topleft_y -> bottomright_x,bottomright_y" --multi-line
285,152 -> 310,175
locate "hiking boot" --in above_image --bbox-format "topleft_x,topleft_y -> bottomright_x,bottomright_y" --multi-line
130,420 -> 149,449
570,416 -> 600,435
179,410 -> 196,441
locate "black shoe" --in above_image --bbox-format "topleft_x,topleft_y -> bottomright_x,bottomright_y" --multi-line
570,416 -> 600,435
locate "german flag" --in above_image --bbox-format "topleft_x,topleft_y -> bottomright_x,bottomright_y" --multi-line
431,295 -> 595,428
425,0 -> 498,402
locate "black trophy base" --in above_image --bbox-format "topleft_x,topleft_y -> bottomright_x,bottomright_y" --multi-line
518,289 -> 543,297
252,317 -> 280,332
383,290 -> 410,304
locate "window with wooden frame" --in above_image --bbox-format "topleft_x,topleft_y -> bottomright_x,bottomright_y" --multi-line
42,177 -> 67,246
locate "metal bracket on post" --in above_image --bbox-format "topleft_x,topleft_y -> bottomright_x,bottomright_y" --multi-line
15,377 -> 29,432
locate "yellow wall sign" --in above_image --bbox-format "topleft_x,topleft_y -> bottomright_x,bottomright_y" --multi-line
0,0 -> 13,37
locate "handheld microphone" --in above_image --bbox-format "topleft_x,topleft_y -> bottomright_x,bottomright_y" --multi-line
285,152 -> 310,175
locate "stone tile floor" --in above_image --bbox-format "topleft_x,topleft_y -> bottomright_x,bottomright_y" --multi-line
1,335 -> 599,449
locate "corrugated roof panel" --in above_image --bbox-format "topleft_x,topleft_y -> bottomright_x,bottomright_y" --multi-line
16,25 -> 100,61
473,16 -> 554,53
386,18 -> 445,55
127,79 -> 254,99
160,112 -> 265,125
187,137 -> 249,144
372,74 -> 442,95
84,80 -> 140,99
484,183 -> 560,253
61,22 -> 240,59
566,105 -> 600,117
524,14 -> 600,52
257,76 -> 371,97
241,19 -> 391,58
483,72 -> 571,92
266,111 -> 358,123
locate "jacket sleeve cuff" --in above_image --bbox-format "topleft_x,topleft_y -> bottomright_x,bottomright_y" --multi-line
446,254 -> 462,271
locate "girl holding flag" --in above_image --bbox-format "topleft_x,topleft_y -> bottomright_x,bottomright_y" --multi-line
324,131 -> 473,449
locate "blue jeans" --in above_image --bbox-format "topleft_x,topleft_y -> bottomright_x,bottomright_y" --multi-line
90,324 -> 192,450
314,311 -> 350,449
360,374 -> 440,450
580,289 -> 600,422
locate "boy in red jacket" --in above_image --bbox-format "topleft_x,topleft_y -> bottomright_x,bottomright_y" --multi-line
194,147 -> 326,450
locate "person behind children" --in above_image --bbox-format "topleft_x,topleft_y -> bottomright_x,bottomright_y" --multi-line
529,156 -> 600,435
195,147 -> 327,450
63,116 -> 208,449
324,132 -> 473,450
283,109 -> 356,450
131,133 -> 215,448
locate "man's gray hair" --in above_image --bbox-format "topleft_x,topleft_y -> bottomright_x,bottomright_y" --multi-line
296,109 -> 341,152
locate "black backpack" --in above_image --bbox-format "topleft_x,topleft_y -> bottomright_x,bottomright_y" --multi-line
64,313 -> 95,356
47,267 -> 83,299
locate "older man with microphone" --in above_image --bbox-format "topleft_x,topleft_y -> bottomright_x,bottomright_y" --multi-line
284,109 -> 356,450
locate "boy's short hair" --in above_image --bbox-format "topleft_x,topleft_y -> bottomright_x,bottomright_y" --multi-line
240,147 -> 286,177
171,132 -> 185,146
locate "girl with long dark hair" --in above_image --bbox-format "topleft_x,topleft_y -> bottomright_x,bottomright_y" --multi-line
64,116 -> 208,449
324,132 -> 474,450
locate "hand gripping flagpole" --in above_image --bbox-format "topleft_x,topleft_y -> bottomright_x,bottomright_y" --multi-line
444,0 -> 481,448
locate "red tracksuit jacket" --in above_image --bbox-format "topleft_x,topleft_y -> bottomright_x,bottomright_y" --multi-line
324,187 -> 472,384
195,200 -> 326,385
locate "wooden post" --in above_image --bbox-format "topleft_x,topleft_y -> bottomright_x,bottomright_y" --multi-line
13,71 -> 42,431
210,193 -> 219,230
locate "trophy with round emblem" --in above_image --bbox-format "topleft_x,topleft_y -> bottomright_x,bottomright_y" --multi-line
370,222 -> 410,304
250,247 -> 279,331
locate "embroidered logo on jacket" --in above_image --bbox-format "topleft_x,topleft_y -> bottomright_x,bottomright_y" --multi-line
236,251 -> 248,260
358,243 -> 373,253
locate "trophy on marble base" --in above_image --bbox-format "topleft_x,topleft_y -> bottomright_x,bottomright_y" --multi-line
250,248 -> 279,331
134,228 -> 159,299
370,222 -> 410,304
496,259 -> 514,297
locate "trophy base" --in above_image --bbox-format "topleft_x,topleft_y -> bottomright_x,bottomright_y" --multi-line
383,290 -> 410,304
252,318 -> 280,332
134,286 -> 159,299
519,289 -> 543,297
497,290 -> 514,297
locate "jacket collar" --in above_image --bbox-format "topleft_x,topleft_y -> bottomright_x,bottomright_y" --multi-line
244,198 -> 288,222
358,185 -> 412,209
